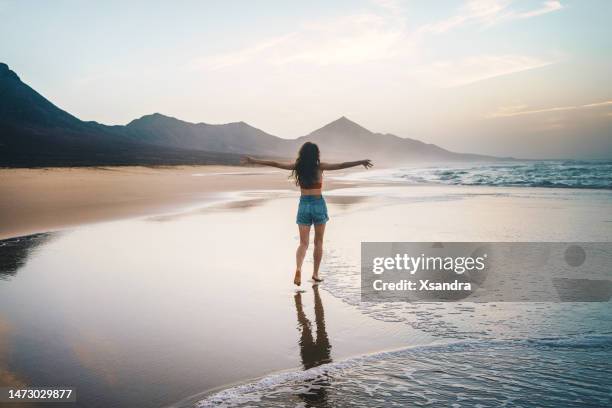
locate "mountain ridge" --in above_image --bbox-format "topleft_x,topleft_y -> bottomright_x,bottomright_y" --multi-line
0,63 -> 508,167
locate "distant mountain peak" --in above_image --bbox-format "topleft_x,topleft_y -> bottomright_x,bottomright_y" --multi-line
314,116 -> 373,135
0,62 -> 20,81
129,114 -> 260,131
127,112 -> 182,126
145,112 -> 173,120
330,116 -> 357,126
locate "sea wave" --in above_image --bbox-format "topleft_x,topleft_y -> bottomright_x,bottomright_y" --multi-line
196,334 -> 612,407
334,160 -> 612,190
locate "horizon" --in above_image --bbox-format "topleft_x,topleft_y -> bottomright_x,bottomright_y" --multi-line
1,0 -> 611,159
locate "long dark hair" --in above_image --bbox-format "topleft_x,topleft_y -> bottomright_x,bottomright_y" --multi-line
292,142 -> 320,187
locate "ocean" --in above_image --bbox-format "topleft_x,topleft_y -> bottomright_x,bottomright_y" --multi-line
333,160 -> 612,190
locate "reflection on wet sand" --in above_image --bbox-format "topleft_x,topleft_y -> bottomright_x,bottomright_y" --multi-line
294,285 -> 332,407
0,316 -> 34,408
71,329 -> 120,387
149,198 -> 268,223
0,233 -> 54,279
323,195 -> 368,208
210,198 -> 267,211
0,234 -> 54,407
148,190 -> 293,222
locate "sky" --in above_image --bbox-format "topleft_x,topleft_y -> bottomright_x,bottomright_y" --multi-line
1,0 -> 611,159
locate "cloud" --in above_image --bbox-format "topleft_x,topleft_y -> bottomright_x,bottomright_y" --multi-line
197,34 -> 297,70
418,0 -> 508,34
417,54 -> 556,87
583,101 -> 612,109
418,0 -> 563,35
515,0 -> 563,18
488,100 -> 612,118
194,10 -> 410,70
370,0 -> 405,16
192,0 -> 562,89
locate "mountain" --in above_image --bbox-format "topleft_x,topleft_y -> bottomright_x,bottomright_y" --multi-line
125,113 -> 292,156
295,116 -> 502,162
0,63 -> 507,167
0,63 -> 241,167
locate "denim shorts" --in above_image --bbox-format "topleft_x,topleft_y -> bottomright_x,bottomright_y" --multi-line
296,195 -> 329,225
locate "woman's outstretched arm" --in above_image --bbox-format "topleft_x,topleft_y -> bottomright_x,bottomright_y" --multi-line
320,159 -> 372,171
242,156 -> 295,170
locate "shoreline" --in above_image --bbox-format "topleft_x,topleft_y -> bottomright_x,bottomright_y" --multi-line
2,164 -> 610,241
172,340 -> 454,408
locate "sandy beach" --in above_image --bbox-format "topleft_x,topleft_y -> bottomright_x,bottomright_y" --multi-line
0,166 -> 611,407
0,166 -> 360,240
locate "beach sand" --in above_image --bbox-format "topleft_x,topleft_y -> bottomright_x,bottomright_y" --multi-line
0,166 -> 358,240
0,167 -> 611,407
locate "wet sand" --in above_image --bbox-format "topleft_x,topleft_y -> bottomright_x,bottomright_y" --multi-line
0,190 -> 430,408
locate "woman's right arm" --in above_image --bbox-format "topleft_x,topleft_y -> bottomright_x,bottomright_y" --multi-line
320,159 -> 372,170
242,156 -> 295,170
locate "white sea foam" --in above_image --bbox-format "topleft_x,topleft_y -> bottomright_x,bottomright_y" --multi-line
331,161 -> 612,190
195,341 -> 459,407
196,334 -> 612,407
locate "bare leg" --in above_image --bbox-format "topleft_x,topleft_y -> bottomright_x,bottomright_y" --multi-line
313,223 -> 326,281
295,224 -> 311,286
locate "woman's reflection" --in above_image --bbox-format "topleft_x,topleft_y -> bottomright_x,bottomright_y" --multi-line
0,232 -> 54,279
294,284 -> 332,406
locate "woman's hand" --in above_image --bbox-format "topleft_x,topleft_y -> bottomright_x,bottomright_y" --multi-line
361,159 -> 373,169
241,156 -> 255,165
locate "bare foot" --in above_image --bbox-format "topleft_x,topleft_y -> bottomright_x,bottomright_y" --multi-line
294,270 -> 302,286
312,275 -> 323,282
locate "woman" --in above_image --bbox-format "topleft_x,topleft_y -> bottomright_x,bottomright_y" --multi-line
243,142 -> 372,286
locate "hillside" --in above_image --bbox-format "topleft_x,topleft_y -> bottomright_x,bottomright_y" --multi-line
0,63 -> 241,167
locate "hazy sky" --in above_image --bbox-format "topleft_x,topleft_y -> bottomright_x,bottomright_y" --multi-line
1,0 -> 611,158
